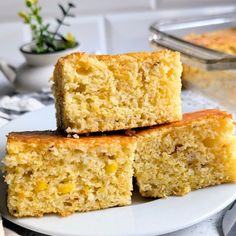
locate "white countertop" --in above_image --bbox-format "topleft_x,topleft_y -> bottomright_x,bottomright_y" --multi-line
164,209 -> 226,236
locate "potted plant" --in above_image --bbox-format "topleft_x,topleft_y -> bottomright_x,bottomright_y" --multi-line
0,0 -> 79,93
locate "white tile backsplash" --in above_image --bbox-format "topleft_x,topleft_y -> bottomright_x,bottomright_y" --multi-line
105,11 -> 159,54
155,0 -> 236,9
0,0 -> 152,23
104,6 -> 236,54
1,0 -> 235,22
59,16 -> 107,54
74,0 -> 152,15
0,22 -> 27,63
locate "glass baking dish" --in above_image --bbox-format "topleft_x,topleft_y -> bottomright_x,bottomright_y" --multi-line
149,13 -> 236,112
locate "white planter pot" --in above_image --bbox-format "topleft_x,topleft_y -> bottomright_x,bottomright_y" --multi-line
0,42 -> 79,93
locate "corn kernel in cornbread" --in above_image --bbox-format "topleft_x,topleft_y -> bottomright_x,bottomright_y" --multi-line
52,50 -> 182,134
4,131 -> 136,217
35,181 -> 48,192
134,110 -> 236,198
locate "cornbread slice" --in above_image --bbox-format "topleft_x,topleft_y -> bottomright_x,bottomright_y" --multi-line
134,109 -> 236,198
4,131 -> 136,217
52,50 -> 182,134
182,28 -> 236,108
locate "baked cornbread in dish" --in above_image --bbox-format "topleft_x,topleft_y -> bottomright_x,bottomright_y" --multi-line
185,28 -> 236,55
134,109 -> 236,198
52,50 -> 182,134
4,131 -> 136,217
182,28 -> 236,108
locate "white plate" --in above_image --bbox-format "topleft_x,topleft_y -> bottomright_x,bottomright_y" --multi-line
0,104 -> 236,236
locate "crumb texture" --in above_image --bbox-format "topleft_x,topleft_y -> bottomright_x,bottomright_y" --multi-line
4,132 -> 136,217
52,50 -> 182,133
134,110 -> 236,198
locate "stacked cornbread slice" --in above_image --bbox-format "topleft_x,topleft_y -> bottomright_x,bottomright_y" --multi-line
52,51 -> 182,133
5,132 -> 136,217
134,109 -> 236,198
4,50 -> 182,217
3,50 -> 236,218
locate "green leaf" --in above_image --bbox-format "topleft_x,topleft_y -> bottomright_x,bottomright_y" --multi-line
21,0 -> 77,53
36,15 -> 42,23
33,8 -> 39,15
18,11 -> 30,23
58,4 -> 66,15
25,1 -> 32,7
31,24 -> 37,30
68,2 -> 76,8
43,23 -> 50,30
56,18 -> 69,26
56,18 -> 63,24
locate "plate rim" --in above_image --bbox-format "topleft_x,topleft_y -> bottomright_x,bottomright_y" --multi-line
2,189 -> 236,236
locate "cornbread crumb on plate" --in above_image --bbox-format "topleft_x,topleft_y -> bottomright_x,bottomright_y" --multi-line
134,109 -> 236,198
52,50 -> 182,134
4,131 -> 136,217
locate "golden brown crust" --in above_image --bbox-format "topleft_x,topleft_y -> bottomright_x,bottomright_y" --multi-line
136,109 -> 232,135
180,109 -> 231,122
8,110 -> 230,144
53,50 -> 181,84
55,50 -> 180,67
8,130 -> 136,145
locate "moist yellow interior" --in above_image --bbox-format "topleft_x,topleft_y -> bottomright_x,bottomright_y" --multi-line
135,116 -> 236,198
52,51 -> 182,133
4,138 -> 135,217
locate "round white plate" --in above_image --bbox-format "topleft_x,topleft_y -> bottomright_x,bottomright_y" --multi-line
0,104 -> 236,236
